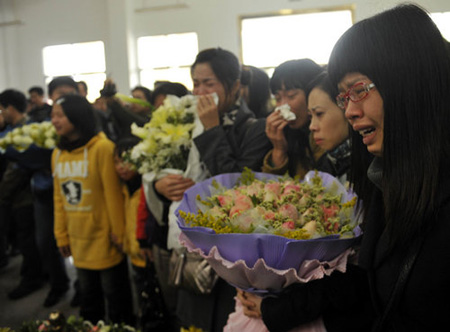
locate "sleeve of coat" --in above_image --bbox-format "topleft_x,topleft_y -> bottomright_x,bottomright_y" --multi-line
193,118 -> 272,175
52,149 -> 70,248
136,185 -> 149,241
97,140 -> 126,245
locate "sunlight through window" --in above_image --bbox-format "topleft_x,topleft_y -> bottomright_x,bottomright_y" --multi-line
42,41 -> 106,102
137,32 -> 198,90
241,9 -> 353,71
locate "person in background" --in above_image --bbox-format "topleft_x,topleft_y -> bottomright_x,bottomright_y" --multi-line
94,80 -> 150,142
262,59 -> 324,178
239,4 -> 450,331
27,86 -> 52,122
112,137 -> 146,322
306,72 -> 350,183
149,82 -> 189,108
240,65 -> 272,119
130,85 -> 152,118
77,81 -> 88,98
0,89 -> 45,300
159,47 -> 271,332
51,95 -> 133,324
192,48 -> 272,175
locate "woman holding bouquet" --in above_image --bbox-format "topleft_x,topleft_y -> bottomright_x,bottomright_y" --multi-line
240,4 -> 450,331
160,48 -> 272,332
262,59 -> 325,178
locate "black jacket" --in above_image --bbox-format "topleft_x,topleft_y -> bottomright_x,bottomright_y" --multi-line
194,100 -> 272,175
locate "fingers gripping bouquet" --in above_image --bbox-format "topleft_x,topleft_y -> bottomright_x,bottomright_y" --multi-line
175,169 -> 361,331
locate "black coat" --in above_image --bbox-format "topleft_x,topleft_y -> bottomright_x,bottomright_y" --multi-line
261,164 -> 450,332
194,100 -> 272,175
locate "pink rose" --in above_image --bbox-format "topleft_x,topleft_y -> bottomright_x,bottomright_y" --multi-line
229,194 -> 253,217
282,220 -> 295,230
278,203 -> 299,221
263,182 -> 281,201
217,194 -> 233,207
282,183 -> 301,195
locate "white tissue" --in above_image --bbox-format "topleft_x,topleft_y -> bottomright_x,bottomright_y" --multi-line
275,104 -> 296,121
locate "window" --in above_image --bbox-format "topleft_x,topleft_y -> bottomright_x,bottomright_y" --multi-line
137,32 -> 198,90
42,41 -> 106,102
430,12 -> 450,41
241,8 -> 353,73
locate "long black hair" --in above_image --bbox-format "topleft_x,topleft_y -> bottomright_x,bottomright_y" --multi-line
328,4 -> 450,250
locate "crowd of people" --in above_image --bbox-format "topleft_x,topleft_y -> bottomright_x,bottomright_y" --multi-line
0,3 -> 449,331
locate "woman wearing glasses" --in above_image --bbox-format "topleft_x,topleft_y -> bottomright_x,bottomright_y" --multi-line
238,4 -> 450,331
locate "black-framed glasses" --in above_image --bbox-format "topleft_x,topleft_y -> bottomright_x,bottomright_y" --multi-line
336,82 -> 376,110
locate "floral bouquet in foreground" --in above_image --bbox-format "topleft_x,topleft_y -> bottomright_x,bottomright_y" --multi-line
175,170 -> 362,332
126,94 -> 197,175
0,121 -> 57,153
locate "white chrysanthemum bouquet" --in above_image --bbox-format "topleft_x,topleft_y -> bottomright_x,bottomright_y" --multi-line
127,94 -> 197,174
0,121 -> 57,152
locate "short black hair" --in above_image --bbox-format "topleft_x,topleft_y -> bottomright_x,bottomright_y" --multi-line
149,82 -> 189,105
0,89 -> 27,113
48,76 -> 78,97
28,86 -> 45,96
270,59 -> 324,94
132,86 -> 152,102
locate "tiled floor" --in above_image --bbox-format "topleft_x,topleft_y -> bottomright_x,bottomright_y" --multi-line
0,254 -> 79,330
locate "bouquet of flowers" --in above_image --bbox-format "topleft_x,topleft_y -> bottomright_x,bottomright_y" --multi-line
0,121 -> 57,153
127,93 -> 213,250
175,170 -> 362,331
126,94 -> 197,175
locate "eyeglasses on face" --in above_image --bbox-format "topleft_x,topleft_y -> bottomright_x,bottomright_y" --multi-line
336,82 -> 376,110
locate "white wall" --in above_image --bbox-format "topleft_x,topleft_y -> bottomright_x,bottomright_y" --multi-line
1,0 -> 449,97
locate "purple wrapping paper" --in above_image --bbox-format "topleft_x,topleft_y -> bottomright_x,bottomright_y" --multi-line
175,171 -> 361,270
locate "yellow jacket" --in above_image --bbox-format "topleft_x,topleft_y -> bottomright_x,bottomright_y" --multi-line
122,184 -> 146,268
52,133 -> 125,270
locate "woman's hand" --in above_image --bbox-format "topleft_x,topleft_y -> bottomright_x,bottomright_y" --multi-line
197,94 -> 220,130
266,110 -> 289,167
154,174 -> 195,201
58,245 -> 72,258
236,289 -> 262,318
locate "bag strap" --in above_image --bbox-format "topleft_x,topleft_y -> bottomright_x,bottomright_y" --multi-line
372,236 -> 425,331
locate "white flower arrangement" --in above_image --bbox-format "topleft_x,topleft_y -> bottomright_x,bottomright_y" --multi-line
127,94 -> 198,174
0,121 -> 57,153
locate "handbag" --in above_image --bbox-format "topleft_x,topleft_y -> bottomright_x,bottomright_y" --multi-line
169,247 -> 219,295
